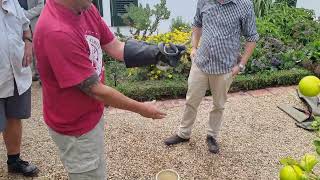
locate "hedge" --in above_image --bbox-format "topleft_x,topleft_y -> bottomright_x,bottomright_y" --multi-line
106,68 -> 312,101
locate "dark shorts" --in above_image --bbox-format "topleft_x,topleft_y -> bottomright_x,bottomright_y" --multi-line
0,83 -> 31,132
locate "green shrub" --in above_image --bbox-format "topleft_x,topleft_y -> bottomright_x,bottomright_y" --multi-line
246,4 -> 320,75
107,74 -> 187,101
230,68 -> 311,92
263,4 -> 316,40
170,16 -> 191,32
121,0 -> 170,39
253,0 -> 273,18
105,66 -> 312,101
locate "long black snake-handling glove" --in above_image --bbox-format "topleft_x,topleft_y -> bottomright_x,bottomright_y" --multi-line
123,39 -> 186,68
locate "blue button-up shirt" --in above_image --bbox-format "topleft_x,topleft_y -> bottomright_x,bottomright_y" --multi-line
193,0 -> 259,74
0,0 -> 31,98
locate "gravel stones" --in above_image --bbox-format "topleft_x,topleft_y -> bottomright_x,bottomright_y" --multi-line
0,84 -> 315,179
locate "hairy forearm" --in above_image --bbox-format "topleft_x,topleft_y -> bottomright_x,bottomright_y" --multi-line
192,27 -> 202,49
240,41 -> 256,65
77,74 -> 143,113
23,30 -> 32,39
102,39 -> 125,61
95,85 -> 144,113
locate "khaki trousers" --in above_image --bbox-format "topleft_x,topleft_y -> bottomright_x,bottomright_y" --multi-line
49,118 -> 106,180
178,63 -> 233,139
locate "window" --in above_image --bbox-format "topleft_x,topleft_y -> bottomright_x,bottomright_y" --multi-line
92,0 -> 103,16
110,0 -> 138,26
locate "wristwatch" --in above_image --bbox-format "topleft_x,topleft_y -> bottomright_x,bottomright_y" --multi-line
23,37 -> 33,43
238,63 -> 246,72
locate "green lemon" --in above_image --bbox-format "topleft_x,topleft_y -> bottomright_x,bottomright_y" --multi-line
292,165 -> 303,177
298,76 -> 320,97
280,165 -> 303,180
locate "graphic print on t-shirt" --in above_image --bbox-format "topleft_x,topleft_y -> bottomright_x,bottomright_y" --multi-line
85,35 -> 103,78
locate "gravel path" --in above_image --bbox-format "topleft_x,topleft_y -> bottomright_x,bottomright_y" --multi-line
0,84 -> 316,180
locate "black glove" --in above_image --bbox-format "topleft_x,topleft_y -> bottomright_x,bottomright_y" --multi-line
157,42 -> 186,67
123,39 -> 186,68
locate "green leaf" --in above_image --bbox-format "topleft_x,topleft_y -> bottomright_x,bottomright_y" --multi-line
316,147 -> 320,156
280,157 -> 299,165
314,139 -> 320,148
300,154 -> 318,173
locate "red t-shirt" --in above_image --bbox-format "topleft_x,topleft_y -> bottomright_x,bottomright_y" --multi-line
33,0 -> 115,135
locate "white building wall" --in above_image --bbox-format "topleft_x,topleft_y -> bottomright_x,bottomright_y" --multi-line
102,0 -> 112,26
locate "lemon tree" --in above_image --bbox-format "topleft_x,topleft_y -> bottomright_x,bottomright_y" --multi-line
279,154 -> 319,180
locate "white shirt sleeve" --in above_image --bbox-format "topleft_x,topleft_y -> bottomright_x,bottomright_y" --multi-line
14,0 -> 30,31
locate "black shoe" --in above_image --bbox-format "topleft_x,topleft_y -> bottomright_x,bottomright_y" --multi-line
164,134 -> 189,146
207,136 -> 219,154
7,158 -> 39,177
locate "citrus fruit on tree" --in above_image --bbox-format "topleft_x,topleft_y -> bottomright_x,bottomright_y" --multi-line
279,165 -> 303,180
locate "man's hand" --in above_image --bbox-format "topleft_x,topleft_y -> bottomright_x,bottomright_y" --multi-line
23,41 -> 33,67
190,48 -> 197,61
232,54 -> 243,77
138,101 -> 167,119
233,41 -> 256,76
231,65 -> 241,77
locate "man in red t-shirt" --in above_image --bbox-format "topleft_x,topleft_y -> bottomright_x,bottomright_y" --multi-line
33,0 -> 179,179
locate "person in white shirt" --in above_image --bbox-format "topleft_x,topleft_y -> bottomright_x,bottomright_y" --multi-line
18,0 -> 44,82
0,0 -> 39,177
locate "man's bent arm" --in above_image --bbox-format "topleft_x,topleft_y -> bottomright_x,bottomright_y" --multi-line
191,27 -> 202,50
239,42 -> 256,65
102,38 -> 125,61
239,1 -> 259,65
